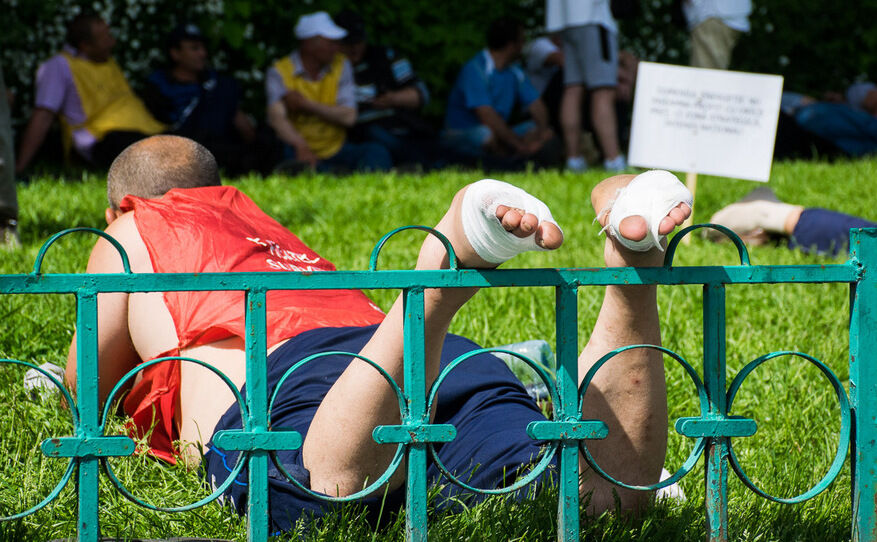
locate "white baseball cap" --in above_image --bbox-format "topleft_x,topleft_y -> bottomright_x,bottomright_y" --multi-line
294,11 -> 347,40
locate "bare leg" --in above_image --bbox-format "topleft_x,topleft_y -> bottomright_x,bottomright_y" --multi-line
590,87 -> 621,161
303,184 -> 563,496
561,84 -> 585,161
580,174 -> 691,513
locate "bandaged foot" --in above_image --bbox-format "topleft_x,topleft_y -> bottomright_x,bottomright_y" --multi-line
461,179 -> 563,264
708,189 -> 801,237
598,170 -> 693,252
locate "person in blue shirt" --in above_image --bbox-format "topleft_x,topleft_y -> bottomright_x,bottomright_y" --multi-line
443,17 -> 556,166
143,24 -> 267,175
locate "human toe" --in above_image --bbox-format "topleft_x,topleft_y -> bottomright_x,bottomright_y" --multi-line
618,215 -> 649,242
535,222 -> 564,249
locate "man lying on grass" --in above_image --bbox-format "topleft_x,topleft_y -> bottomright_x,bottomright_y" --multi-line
64,135 -> 691,530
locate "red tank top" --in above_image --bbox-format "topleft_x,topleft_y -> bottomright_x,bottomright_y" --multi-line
119,186 -> 384,462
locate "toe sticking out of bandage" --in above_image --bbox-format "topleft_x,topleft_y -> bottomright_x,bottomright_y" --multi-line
461,179 -> 561,264
598,170 -> 693,252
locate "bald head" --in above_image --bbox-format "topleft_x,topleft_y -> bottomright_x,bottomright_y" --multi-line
107,136 -> 221,209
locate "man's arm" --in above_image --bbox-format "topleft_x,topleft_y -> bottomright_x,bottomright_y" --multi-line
266,100 -> 318,167
65,217 -> 141,404
233,110 -> 256,143
15,107 -> 55,174
474,105 -> 527,154
527,98 -> 552,135
372,86 -> 422,110
284,91 -> 356,127
285,57 -> 357,127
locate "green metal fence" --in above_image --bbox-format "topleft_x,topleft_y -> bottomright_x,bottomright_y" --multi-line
1,225 -> 876,541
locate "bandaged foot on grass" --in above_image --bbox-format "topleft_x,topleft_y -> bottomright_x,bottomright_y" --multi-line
421,179 -> 564,269
594,170 -> 693,253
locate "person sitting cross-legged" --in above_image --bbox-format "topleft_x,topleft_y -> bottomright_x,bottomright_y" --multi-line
65,135 -> 691,530
442,17 -> 558,169
265,11 -> 392,173
16,13 -> 165,173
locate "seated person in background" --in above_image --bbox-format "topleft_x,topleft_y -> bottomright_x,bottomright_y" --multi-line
67,134 -> 691,530
334,10 -> 442,169
845,81 -> 877,116
706,186 -> 875,256
142,23 -> 264,176
442,17 -> 556,167
16,13 -> 165,173
780,89 -> 877,158
265,11 -> 391,173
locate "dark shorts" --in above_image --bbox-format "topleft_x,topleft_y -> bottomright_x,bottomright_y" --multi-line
204,325 -> 554,531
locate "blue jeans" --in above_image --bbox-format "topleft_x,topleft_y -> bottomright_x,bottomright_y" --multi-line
440,121 -> 536,158
794,102 -> 877,157
283,140 -> 392,172
791,208 -> 877,256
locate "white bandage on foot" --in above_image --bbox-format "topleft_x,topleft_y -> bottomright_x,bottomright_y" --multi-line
599,170 -> 693,252
461,179 -> 560,264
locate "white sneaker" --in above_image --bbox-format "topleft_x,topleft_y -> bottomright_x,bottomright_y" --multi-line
603,154 -> 627,172
566,156 -> 588,172
0,218 -> 20,250
656,467 -> 686,502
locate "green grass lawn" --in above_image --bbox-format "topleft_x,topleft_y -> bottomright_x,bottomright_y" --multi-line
2,158 -> 876,541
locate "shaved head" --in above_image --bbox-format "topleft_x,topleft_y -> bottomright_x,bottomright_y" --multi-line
107,135 -> 221,209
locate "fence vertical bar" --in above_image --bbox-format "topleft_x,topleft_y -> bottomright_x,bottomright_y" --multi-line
75,290 -> 101,542
404,287 -> 428,542
245,288 -> 269,542
702,283 -> 729,542
850,229 -> 877,541
555,283 -> 580,541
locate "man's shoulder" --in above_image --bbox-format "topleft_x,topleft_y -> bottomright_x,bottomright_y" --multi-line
37,53 -> 72,76
458,52 -> 487,79
269,51 -> 295,72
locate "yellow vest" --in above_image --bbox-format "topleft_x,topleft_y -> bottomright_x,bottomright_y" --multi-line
272,53 -> 346,159
62,52 -> 166,144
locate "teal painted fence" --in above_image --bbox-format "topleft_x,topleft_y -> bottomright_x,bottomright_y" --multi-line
1,225 -> 876,541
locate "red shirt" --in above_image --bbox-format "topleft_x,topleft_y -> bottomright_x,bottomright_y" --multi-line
119,186 -> 384,462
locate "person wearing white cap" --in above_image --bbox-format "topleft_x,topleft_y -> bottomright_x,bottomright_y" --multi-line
265,11 -> 392,172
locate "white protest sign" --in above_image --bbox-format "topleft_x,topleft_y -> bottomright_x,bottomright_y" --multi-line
628,62 -> 783,182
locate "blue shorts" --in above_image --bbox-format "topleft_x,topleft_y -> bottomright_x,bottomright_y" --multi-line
204,325 -> 554,531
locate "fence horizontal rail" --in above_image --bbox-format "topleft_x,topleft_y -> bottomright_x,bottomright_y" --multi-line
0,263 -> 862,294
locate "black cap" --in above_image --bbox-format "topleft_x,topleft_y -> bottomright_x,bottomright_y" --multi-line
167,23 -> 206,49
334,10 -> 366,45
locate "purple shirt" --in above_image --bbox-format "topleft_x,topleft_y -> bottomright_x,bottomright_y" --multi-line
34,45 -> 98,158
264,50 -> 356,109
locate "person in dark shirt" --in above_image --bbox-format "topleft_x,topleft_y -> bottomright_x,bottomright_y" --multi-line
142,24 -> 267,175
334,10 -> 445,169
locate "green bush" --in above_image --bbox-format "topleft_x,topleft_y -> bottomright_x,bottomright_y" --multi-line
1,0 -> 875,130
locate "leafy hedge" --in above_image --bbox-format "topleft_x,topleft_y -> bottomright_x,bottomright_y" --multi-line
2,0 -> 875,129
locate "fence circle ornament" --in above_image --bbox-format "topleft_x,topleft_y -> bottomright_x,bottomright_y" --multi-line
101,357 -> 247,512
32,228 -> 133,274
267,351 -> 407,502
426,348 -> 559,494
578,345 -> 708,491
663,224 -> 751,267
369,225 -> 458,271
726,351 -> 851,503
0,359 -> 77,520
